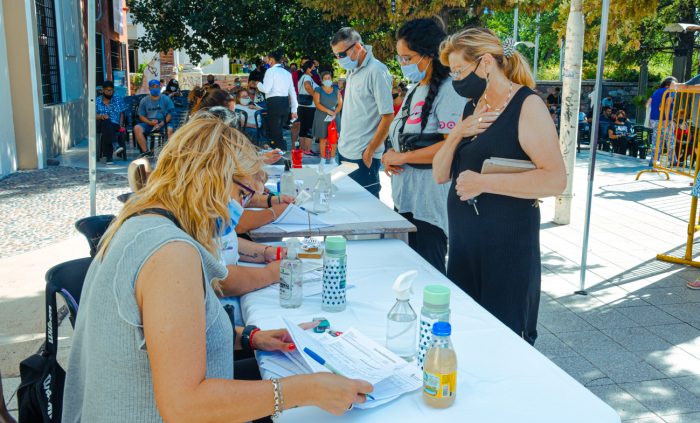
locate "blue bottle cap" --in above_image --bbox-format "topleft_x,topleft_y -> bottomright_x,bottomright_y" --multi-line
432,322 -> 452,336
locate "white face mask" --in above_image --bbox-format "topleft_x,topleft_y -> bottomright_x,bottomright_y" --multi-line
322,80 -> 333,87
240,97 -> 251,105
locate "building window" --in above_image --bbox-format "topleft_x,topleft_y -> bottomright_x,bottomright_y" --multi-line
128,47 -> 137,73
96,33 -> 105,86
110,40 -> 120,72
34,0 -> 62,105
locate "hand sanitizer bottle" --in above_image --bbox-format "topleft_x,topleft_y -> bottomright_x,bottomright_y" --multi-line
280,239 -> 303,308
386,270 -> 418,361
280,159 -> 297,198
312,162 -> 332,213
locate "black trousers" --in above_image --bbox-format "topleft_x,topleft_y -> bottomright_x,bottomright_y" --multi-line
265,97 -> 290,150
399,211 -> 447,275
97,120 -> 123,160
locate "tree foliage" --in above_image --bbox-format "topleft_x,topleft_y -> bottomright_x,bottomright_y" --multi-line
127,0 -> 348,63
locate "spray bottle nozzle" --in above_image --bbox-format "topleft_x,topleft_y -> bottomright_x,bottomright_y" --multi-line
392,270 -> 418,301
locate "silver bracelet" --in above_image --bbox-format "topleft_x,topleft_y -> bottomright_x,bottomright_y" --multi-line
271,378 -> 284,418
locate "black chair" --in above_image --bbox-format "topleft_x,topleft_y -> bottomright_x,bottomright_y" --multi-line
171,107 -> 190,131
254,109 -> 269,146
75,215 -> 115,257
45,257 -> 93,327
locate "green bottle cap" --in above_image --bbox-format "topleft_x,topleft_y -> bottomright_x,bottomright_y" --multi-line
423,285 -> 450,306
324,236 -> 346,253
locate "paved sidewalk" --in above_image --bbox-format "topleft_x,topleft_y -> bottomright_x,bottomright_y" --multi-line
1,147 -> 700,421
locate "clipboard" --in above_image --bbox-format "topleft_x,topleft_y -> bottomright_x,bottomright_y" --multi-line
481,157 -> 536,174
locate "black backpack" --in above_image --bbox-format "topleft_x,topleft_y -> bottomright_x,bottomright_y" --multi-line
16,282 -> 67,422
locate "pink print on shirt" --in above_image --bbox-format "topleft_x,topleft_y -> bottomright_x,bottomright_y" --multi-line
406,101 -> 425,125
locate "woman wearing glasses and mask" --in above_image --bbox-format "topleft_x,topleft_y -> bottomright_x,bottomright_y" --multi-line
381,18 -> 465,275
62,111 -> 373,423
433,28 -> 566,345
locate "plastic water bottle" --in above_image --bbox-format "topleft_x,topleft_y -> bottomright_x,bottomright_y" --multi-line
322,236 -> 347,312
280,159 -> 296,198
280,239 -> 303,308
386,270 -> 418,360
423,322 -> 457,408
417,285 -> 451,369
312,162 -> 332,213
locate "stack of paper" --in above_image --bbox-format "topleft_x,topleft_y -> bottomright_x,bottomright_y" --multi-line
258,318 -> 423,409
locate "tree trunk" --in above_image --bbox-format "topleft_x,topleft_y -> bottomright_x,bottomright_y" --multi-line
553,0 -> 585,225
637,61 -> 648,122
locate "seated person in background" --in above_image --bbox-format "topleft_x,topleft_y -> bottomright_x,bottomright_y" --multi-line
608,113 -> 633,155
234,77 -> 242,89
236,89 -> 262,140
134,79 -> 175,157
165,79 -> 182,97
96,80 -> 127,164
188,86 -> 206,113
248,80 -> 267,105
61,111 -> 371,422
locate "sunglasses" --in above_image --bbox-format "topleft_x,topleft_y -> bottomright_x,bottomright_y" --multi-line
234,179 -> 256,207
334,42 -> 357,59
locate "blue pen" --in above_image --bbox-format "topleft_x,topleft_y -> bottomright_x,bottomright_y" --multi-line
299,206 -> 319,215
303,347 -> 375,400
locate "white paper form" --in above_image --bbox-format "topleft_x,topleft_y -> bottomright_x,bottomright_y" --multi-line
271,204 -> 332,232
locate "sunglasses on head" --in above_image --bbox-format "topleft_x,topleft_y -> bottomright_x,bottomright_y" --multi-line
334,42 -> 357,59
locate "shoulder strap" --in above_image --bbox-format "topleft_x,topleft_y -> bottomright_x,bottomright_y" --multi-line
128,208 -> 182,229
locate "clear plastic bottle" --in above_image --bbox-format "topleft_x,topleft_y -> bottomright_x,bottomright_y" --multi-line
417,285 -> 451,369
280,159 -> 297,198
279,239 -> 303,308
386,270 -> 418,360
423,322 -> 457,408
322,236 -> 346,312
312,162 -> 332,213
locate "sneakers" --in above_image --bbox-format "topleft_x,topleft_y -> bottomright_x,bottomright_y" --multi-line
303,150 -> 319,156
114,146 -> 125,156
687,278 -> 700,290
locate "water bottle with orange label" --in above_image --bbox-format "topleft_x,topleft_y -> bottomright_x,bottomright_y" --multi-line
422,322 -> 457,408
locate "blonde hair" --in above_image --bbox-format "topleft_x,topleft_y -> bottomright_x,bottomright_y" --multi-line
97,111 -> 263,259
440,27 -> 535,89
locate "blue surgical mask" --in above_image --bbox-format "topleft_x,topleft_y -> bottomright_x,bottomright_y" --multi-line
217,199 -> 244,236
322,80 -> 333,87
149,88 -> 161,96
338,55 -> 358,71
250,64 -> 256,71
401,57 -> 426,83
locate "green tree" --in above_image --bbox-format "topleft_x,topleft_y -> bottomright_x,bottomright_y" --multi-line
127,0 -> 348,64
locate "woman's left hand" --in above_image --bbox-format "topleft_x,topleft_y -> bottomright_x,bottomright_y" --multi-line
382,148 -> 406,167
455,170 -> 484,201
264,245 -> 287,262
252,329 -> 295,352
252,321 -> 320,352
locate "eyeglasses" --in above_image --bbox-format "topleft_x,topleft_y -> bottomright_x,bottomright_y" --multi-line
234,179 -> 256,207
449,57 -> 482,81
334,43 -> 357,59
396,54 -> 421,66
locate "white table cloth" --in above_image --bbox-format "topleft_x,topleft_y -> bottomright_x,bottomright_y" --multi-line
240,239 -> 620,423
249,167 -> 415,241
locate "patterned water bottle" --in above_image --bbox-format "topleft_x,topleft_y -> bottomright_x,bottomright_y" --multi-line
322,236 -> 347,312
417,285 -> 451,369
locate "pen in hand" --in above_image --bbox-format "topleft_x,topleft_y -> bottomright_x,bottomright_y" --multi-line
303,347 -> 375,401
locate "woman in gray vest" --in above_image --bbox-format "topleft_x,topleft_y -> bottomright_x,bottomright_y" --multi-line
62,112 -> 372,422
381,18 -> 466,274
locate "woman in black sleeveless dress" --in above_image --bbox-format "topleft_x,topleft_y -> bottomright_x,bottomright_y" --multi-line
434,28 -> 566,345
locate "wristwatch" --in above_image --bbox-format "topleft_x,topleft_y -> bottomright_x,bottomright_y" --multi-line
241,325 -> 260,353
267,193 -> 275,208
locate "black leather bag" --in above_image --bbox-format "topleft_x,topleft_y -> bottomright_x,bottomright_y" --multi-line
396,87 -> 443,169
298,94 -> 313,106
17,280 -> 65,423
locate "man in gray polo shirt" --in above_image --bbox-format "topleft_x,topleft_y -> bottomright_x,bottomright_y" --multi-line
331,27 -> 394,197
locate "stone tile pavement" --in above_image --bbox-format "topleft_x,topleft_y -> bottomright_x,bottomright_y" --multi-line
1,147 -> 700,421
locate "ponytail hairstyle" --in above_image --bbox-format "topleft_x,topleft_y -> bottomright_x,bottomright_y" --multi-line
439,27 -> 535,89
397,18 -> 450,133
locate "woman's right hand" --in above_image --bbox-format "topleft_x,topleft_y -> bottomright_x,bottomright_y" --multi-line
311,373 -> 374,415
456,108 -> 500,139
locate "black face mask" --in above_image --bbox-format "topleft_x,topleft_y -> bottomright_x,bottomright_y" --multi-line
452,58 -> 487,100
392,93 -> 399,99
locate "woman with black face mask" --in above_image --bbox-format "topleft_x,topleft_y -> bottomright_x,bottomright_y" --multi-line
381,18 -> 466,275
433,28 -> 566,345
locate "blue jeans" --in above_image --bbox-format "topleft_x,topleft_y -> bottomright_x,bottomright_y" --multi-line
338,154 -> 381,198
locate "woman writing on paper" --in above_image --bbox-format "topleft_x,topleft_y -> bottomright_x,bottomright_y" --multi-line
433,28 -> 566,345
62,112 -> 372,422
381,18 -> 466,275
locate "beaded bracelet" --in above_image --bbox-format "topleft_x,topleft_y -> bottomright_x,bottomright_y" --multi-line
271,378 -> 284,418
